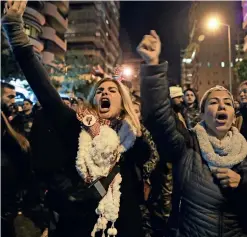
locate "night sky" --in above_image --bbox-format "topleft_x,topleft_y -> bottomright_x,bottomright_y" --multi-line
120,1 -> 191,84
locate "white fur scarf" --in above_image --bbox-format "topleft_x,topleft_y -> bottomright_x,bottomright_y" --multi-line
76,122 -> 136,237
193,122 -> 247,169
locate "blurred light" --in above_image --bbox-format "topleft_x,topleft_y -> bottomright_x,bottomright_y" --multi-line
236,58 -> 239,62
106,19 -> 109,25
186,58 -> 192,64
208,18 -> 220,30
239,58 -> 243,62
191,50 -> 196,60
123,67 -> 132,77
221,62 -> 225,67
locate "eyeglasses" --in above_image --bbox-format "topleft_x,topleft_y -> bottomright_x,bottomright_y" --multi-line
239,88 -> 247,95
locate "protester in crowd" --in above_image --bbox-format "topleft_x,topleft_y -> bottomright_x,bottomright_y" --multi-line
133,97 -> 142,121
131,94 -> 174,237
182,88 -> 201,129
237,80 -> 247,140
1,82 -> 16,117
32,101 -> 42,115
2,3 -> 158,237
71,98 -> 78,111
22,99 -> 34,134
138,30 -> 247,236
1,110 -> 33,237
11,98 -> 34,138
61,97 -> 71,108
169,86 -> 187,128
234,100 -> 240,111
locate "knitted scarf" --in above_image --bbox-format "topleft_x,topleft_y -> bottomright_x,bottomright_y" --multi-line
193,122 -> 247,170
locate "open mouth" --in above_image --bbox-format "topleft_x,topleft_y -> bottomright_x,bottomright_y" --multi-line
100,98 -> 111,112
216,113 -> 228,123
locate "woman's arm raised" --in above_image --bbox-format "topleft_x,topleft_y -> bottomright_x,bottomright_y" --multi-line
137,30 -> 186,162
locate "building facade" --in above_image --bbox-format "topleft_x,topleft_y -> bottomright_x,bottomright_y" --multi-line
181,2 -> 240,99
66,1 -> 121,74
23,1 -> 69,65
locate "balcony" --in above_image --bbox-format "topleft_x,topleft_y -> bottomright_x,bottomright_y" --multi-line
27,1 -> 45,11
24,7 -> 45,27
42,2 -> 68,33
52,1 -> 69,16
79,49 -> 105,62
106,51 -> 115,63
40,26 -> 67,52
29,37 -> 44,53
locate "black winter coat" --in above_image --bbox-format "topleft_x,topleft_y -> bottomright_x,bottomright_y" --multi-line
140,62 -> 247,237
12,46 -> 150,237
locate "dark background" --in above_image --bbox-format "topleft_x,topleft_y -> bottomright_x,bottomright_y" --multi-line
120,1 -> 191,84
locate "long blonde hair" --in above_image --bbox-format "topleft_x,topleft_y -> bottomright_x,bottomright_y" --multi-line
87,78 -> 142,136
1,112 -> 30,152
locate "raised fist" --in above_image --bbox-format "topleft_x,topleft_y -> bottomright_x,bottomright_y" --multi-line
4,0 -> 27,17
137,30 -> 161,65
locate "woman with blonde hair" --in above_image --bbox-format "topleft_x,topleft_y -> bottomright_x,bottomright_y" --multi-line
137,30 -> 247,236
2,2 -> 154,236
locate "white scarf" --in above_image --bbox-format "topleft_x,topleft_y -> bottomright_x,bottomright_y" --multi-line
76,121 -> 136,237
193,122 -> 247,169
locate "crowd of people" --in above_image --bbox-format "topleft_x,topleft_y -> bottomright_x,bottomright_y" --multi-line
1,1 -> 247,237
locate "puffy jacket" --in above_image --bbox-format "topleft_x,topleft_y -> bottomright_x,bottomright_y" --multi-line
140,62 -> 247,237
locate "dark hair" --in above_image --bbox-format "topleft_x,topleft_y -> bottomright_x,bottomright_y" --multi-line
77,97 -> 84,102
71,98 -> 78,105
61,97 -> 70,102
23,99 -> 33,105
1,82 -> 15,93
183,88 -> 199,109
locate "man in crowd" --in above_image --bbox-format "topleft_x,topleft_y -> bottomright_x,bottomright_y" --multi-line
169,86 -> 187,128
1,82 -> 16,117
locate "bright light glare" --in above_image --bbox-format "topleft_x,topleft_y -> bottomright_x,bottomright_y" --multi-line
123,67 -> 132,77
208,18 -> 220,30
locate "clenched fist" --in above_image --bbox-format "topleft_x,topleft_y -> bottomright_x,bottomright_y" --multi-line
137,30 -> 161,65
4,0 -> 28,17
212,168 -> 241,189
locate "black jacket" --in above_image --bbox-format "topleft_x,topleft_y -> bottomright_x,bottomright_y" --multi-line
1,113 -> 33,237
12,46 -> 149,237
140,62 -> 247,237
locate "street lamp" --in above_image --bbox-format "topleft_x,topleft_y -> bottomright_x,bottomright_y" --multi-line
123,67 -> 133,77
207,17 -> 232,93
